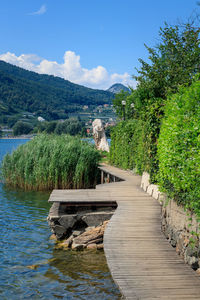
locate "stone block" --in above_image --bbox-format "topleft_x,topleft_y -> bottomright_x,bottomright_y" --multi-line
158,193 -> 166,203
196,268 -> 200,275
147,184 -> 154,196
49,234 -> 57,240
152,185 -> 160,200
140,172 -> 150,191
59,236 -> 73,249
88,238 -> 103,245
59,215 -> 77,229
52,225 -> 66,239
71,243 -> 85,251
85,226 -> 95,232
97,243 -> 104,250
73,226 -> 104,245
48,202 -> 60,218
82,212 -> 113,227
72,230 -> 83,237
87,243 -> 97,250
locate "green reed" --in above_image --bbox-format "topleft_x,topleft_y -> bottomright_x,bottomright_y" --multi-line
1,134 -> 100,190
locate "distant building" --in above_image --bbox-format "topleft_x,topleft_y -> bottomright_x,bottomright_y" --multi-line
38,116 -> 45,122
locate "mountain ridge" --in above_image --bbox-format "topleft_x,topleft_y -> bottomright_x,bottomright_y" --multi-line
0,60 -> 114,122
107,83 -> 130,94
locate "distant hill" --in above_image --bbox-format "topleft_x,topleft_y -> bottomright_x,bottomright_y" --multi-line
0,61 -> 114,122
107,83 -> 130,94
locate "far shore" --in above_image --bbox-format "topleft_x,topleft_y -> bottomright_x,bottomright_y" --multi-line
0,135 -> 33,140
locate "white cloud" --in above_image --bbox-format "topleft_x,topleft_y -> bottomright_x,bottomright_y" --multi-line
0,51 -> 136,90
29,5 -> 47,16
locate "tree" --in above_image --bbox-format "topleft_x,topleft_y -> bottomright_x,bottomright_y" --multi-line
133,21 -> 200,181
111,20 -> 200,182
133,21 -> 200,114
112,90 -> 136,120
13,121 -> 33,136
45,121 -> 57,134
54,119 -> 84,136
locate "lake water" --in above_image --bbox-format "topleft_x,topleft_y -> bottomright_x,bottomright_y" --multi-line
0,139 -> 120,300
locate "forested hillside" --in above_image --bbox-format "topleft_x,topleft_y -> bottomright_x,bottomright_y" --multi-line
0,61 -> 114,122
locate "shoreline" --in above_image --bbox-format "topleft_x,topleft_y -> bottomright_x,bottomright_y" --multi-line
53,221 -> 108,251
0,136 -> 33,140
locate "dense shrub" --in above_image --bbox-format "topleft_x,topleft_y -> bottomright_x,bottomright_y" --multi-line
109,120 -> 146,174
54,119 -> 84,136
109,105 -> 163,181
1,134 -> 100,190
13,121 -> 33,136
112,21 -> 200,183
157,80 -> 200,218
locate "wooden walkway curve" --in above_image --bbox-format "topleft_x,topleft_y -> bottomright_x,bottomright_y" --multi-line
99,164 -> 200,300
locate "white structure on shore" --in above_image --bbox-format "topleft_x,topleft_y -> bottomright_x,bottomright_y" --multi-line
92,119 -> 109,152
38,116 -> 45,122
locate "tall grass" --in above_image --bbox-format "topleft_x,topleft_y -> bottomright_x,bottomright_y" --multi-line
1,134 -> 101,190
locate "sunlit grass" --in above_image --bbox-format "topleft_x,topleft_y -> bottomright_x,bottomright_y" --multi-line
1,134 -> 101,191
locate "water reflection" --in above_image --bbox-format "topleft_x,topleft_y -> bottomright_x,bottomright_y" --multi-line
1,184 -> 51,212
45,250 -> 120,299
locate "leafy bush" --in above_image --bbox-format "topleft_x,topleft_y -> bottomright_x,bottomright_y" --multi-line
112,21 -> 200,183
157,80 -> 200,218
109,120 -> 145,173
13,121 -> 33,136
1,134 -> 100,190
54,119 -> 84,136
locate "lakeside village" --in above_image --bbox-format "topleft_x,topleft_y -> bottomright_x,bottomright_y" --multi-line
0,103 -> 116,138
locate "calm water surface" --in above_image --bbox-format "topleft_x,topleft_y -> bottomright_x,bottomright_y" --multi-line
0,139 -> 120,300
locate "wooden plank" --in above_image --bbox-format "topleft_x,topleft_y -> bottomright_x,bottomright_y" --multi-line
48,163 -> 200,299
101,164 -> 200,299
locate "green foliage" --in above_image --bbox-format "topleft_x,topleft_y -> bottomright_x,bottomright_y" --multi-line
110,21 -> 200,186
109,120 -> 145,173
134,22 -> 200,111
112,89 -> 137,120
54,119 -> 85,136
112,90 -> 130,119
157,80 -> 200,217
1,134 -> 101,190
0,61 -> 114,122
33,119 -> 86,136
45,121 -> 57,134
109,102 -> 163,182
133,21 -> 200,181
141,100 -> 164,182
105,126 -> 111,138
13,121 -> 33,136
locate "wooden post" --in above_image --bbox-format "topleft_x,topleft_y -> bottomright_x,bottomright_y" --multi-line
107,173 -> 110,183
101,170 -> 104,184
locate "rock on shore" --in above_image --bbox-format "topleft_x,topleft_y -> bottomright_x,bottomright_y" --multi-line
54,221 -> 108,250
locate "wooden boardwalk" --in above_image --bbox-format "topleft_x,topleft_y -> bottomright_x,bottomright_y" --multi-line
49,164 -> 200,299
100,164 -> 200,300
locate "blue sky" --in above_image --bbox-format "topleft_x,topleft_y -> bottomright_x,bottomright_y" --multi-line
0,0 -> 199,89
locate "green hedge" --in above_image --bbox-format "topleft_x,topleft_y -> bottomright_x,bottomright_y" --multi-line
157,80 -> 200,218
109,101 -> 163,183
109,120 -> 146,174
1,134 -> 100,190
